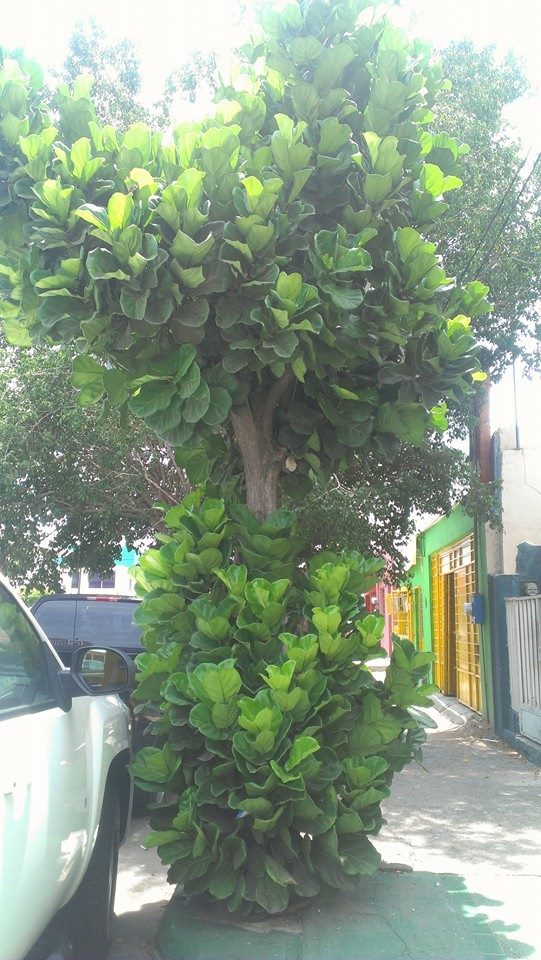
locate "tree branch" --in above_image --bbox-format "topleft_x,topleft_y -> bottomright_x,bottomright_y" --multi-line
259,367 -> 295,440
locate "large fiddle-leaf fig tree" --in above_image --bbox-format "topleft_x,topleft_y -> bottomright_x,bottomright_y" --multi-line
1,0 -> 488,915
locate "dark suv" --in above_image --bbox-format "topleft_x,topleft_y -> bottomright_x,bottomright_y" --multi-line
31,594 -> 143,669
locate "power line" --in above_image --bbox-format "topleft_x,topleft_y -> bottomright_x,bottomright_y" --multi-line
454,149 -> 533,289
474,151 -> 541,280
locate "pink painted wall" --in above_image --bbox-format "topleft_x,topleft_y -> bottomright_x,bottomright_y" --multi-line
364,581 -> 393,655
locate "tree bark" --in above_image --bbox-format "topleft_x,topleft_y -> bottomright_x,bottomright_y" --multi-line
231,369 -> 293,520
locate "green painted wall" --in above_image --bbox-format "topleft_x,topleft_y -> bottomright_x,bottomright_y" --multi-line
404,507 -> 493,721
407,506 -> 474,656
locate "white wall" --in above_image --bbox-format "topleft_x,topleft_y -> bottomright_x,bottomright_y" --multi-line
59,564 -> 136,596
494,430 -> 541,575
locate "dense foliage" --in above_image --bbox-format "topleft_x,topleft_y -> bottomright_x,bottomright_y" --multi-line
296,440 -> 500,578
0,345 -> 190,588
0,0 -> 486,520
131,492 -> 435,913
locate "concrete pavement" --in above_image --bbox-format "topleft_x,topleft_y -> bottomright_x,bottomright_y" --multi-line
111,701 -> 541,959
110,817 -> 170,960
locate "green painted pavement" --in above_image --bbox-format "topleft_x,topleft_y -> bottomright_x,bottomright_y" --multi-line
157,872 -> 535,960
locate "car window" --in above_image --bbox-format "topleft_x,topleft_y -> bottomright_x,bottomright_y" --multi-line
33,598 -> 76,642
74,600 -> 142,649
0,586 -> 51,713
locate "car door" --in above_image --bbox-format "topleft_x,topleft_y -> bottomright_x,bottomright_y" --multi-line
0,582 -> 91,960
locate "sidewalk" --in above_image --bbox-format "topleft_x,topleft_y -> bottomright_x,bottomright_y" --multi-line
114,701 -> 541,960
371,701 -> 541,959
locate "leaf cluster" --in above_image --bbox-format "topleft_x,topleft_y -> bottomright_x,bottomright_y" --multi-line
130,490 -> 436,914
0,0 -> 487,497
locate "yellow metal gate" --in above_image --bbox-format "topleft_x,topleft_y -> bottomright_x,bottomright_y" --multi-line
386,586 -> 423,649
431,535 -> 481,712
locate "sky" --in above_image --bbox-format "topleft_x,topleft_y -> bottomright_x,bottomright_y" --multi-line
2,0 -> 541,446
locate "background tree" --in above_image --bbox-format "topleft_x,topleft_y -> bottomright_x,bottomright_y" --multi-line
0,345 -> 189,588
297,440 -> 500,578
153,51 -> 219,130
56,20 -> 150,130
59,20 -> 220,132
432,40 -> 541,377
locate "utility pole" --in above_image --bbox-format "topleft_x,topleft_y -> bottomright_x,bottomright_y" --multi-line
512,358 -> 521,450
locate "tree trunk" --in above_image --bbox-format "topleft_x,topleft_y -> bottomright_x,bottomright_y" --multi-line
231,370 -> 293,520
231,367 -> 294,520
231,406 -> 285,520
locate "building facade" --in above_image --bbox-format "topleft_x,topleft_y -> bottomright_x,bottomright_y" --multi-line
385,507 -> 493,720
60,544 -> 138,596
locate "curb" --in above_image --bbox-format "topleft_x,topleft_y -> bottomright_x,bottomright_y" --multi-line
431,692 -> 479,728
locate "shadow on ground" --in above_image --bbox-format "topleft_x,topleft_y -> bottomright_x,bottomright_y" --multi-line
377,719 -> 541,877
157,871 -> 535,960
112,900 -> 169,960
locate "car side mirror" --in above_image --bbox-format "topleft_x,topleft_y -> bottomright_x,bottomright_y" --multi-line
70,646 -> 135,696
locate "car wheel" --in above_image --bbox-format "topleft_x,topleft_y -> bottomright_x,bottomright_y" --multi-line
64,786 -> 120,960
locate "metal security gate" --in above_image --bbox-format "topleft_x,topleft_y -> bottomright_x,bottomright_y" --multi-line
431,534 -> 481,712
386,587 -> 424,649
506,596 -> 541,744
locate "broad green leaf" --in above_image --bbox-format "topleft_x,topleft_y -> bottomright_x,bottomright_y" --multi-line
339,834 -> 380,876
285,736 -> 320,771
190,660 -> 242,704
171,230 -> 214,266
108,192 -> 134,230
203,386 -> 232,425
173,345 -> 197,380
103,368 -> 129,405
120,287 -> 149,321
183,379 -> 211,422
3,317 -> 32,346
177,298 -> 209,328
290,36 -> 324,65
87,248 -> 129,281
72,354 -> 104,388
314,43 -> 356,93
319,117 -> 351,155
255,875 -> 289,913
79,381 -> 104,405
364,173 -> 393,204
395,226 -> 421,263
419,163 -> 445,197
128,381 -> 176,418
176,360 -> 201,399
